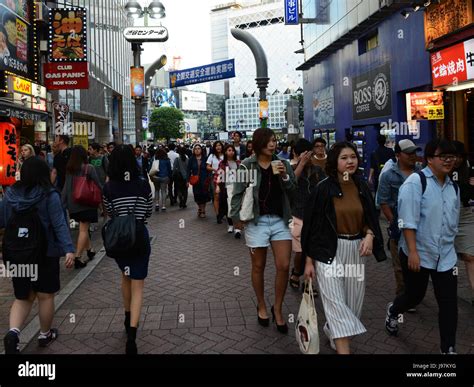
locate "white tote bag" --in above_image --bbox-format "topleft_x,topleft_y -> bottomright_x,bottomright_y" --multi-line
295,279 -> 320,354
239,183 -> 254,222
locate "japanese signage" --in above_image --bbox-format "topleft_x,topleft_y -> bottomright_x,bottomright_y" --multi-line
425,0 -> 472,46
0,4 -> 32,78
284,0 -> 299,25
123,26 -> 168,43
6,75 -> 48,112
431,38 -> 474,88
10,76 -> 31,94
130,66 -> 145,99
169,59 -> 235,88
0,122 -> 17,186
352,63 -> 392,120
73,135 -> 88,149
0,107 -> 44,121
313,85 -> 335,126
43,62 -> 89,90
406,92 -> 444,121
49,8 -> 87,62
52,102 -> 70,137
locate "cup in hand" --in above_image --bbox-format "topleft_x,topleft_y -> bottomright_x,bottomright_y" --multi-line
271,160 -> 282,175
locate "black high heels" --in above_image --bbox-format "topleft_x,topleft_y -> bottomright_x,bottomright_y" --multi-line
271,306 -> 288,334
257,306 -> 269,327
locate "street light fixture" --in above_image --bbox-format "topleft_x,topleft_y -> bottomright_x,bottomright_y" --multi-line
125,1 -> 165,24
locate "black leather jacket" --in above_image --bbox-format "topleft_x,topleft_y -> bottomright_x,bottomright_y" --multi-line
301,175 -> 387,270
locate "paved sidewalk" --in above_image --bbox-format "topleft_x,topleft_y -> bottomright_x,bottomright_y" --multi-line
15,201 -> 474,355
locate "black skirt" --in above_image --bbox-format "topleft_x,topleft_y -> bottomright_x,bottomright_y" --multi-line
70,209 -> 98,223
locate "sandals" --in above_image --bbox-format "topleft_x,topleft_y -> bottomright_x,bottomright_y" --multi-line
198,209 -> 206,218
289,269 -> 300,290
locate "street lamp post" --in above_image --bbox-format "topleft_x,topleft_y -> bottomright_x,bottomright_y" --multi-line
125,1 -> 166,144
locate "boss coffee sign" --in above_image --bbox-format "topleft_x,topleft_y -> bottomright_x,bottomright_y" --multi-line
352,63 -> 392,120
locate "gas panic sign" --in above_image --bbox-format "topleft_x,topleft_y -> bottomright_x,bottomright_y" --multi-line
123,26 -> 168,42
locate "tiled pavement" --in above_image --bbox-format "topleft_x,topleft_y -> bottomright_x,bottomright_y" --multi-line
2,199 -> 474,355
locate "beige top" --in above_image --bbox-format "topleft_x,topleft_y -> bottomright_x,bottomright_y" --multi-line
333,176 -> 366,235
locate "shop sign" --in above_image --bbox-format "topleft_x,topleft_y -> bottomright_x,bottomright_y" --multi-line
431,38 -> 474,87
43,62 -> 89,90
8,76 -> 32,94
0,4 -> 32,78
123,26 -> 168,43
48,8 -> 87,62
0,122 -> 17,186
73,135 -> 88,149
52,102 -> 70,136
284,0 -> 299,25
0,107 -> 43,121
352,63 -> 392,120
406,92 -> 444,121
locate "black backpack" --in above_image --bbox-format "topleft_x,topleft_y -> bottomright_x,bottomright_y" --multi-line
2,205 -> 48,265
416,171 -> 459,196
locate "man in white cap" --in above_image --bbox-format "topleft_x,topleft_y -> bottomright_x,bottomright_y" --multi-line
376,139 -> 421,300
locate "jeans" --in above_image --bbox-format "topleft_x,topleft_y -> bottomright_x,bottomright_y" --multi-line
391,249 -> 458,352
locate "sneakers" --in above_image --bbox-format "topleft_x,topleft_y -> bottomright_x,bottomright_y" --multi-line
234,229 -> 241,239
38,328 -> 58,347
323,322 -> 336,351
407,308 -> 416,313
385,302 -> 399,336
227,226 -> 234,233
161,207 -> 166,211
441,346 -> 457,354
3,330 -> 20,354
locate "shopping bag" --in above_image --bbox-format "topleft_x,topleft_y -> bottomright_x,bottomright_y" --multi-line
295,279 -> 320,354
72,165 -> 102,207
239,184 -> 254,222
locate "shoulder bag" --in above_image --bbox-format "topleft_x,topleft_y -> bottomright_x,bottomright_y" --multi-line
295,279 -> 320,354
72,165 -> 102,207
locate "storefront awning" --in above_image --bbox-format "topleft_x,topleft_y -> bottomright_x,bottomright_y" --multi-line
0,101 -> 49,122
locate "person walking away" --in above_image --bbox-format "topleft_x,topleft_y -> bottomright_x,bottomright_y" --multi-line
188,144 -> 211,218
452,141 -> 474,305
62,146 -> 102,268
167,144 -> 179,206
302,141 -> 386,354
230,128 -> 296,334
149,149 -> 172,211
135,145 -> 150,182
1,157 -> 75,354
102,145 -> 153,355
173,147 -> 189,208
207,141 -> 224,223
289,139 -> 325,291
368,134 -> 395,193
385,139 -> 460,354
376,139 -> 421,302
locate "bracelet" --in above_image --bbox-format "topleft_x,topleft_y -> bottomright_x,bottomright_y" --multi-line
366,231 -> 375,237
281,174 -> 290,182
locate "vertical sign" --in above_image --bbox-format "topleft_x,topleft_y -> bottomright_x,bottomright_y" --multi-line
53,102 -> 70,137
49,8 -> 87,62
130,66 -> 145,99
0,123 -> 18,186
284,0 -> 299,25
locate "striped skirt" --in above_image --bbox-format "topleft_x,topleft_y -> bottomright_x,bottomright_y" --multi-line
316,238 -> 367,339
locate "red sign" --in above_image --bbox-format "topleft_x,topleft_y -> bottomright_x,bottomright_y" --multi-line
43,62 -> 89,90
0,123 -> 18,186
431,38 -> 474,87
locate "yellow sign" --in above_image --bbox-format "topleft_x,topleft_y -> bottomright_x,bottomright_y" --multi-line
12,77 -> 32,95
427,106 -> 445,120
259,100 -> 269,119
73,135 -> 89,149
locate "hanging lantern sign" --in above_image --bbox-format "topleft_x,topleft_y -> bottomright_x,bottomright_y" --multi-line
0,123 -> 18,186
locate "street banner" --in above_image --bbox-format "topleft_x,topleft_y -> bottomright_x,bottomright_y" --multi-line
406,92 -> 444,121
284,0 -> 299,25
169,59 -> 235,88
352,63 -> 392,120
0,4 -> 32,78
130,66 -> 145,99
431,38 -> 474,88
49,8 -> 87,62
0,122 -> 17,186
44,62 -> 89,90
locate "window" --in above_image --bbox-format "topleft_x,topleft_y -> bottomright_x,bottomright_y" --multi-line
358,29 -> 378,55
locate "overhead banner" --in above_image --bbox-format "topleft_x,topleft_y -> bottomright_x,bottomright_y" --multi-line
44,62 -> 89,90
406,92 -> 444,121
284,0 -> 299,25
49,8 -> 87,62
130,66 -> 145,99
431,38 -> 474,88
169,59 -> 235,88
0,4 -> 32,78
352,63 -> 392,120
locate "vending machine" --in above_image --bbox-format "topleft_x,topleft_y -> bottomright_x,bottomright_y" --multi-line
313,129 -> 336,148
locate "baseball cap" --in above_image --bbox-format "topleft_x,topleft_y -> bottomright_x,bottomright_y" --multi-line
395,139 -> 421,154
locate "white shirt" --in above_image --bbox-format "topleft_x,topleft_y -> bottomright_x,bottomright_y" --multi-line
207,154 -> 223,171
168,150 -> 179,170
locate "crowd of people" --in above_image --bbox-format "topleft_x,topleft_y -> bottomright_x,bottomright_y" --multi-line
0,129 -> 472,356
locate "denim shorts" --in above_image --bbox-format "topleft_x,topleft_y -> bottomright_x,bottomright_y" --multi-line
244,215 -> 292,248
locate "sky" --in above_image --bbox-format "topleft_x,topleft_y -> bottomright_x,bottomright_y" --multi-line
139,0 -> 223,71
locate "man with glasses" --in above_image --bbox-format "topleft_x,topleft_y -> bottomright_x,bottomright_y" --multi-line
385,139 -> 460,355
311,138 -> 327,170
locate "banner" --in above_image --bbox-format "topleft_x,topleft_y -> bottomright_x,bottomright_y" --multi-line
44,62 -> 89,90
406,92 -> 444,121
313,85 -> 335,126
49,8 -> 87,62
352,63 -> 392,120
52,102 -> 70,137
130,66 -> 145,99
0,122 -> 17,186
431,38 -> 474,88
169,59 -> 235,88
0,4 -> 32,78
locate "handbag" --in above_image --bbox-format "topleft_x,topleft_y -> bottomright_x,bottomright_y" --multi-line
72,165 -> 102,207
189,158 -> 201,186
295,279 -> 320,354
149,159 -> 160,178
239,182 -> 254,222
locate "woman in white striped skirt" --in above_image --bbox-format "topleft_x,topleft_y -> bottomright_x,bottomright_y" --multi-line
301,142 -> 387,354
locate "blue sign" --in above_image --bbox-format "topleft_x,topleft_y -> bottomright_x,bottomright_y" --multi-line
169,59 -> 235,88
284,0 -> 299,25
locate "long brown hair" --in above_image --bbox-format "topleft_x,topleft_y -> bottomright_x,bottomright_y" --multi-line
66,146 -> 88,175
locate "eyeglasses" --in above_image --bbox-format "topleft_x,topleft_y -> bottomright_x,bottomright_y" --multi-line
432,154 -> 458,161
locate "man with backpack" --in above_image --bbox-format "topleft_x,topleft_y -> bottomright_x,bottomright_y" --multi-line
376,139 -> 421,298
385,139 -> 460,355
1,157 -> 75,354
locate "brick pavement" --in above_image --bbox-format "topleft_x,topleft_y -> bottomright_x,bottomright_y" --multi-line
12,198 -> 474,355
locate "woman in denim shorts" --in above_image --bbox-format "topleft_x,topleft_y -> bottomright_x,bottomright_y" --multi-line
230,128 -> 296,334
